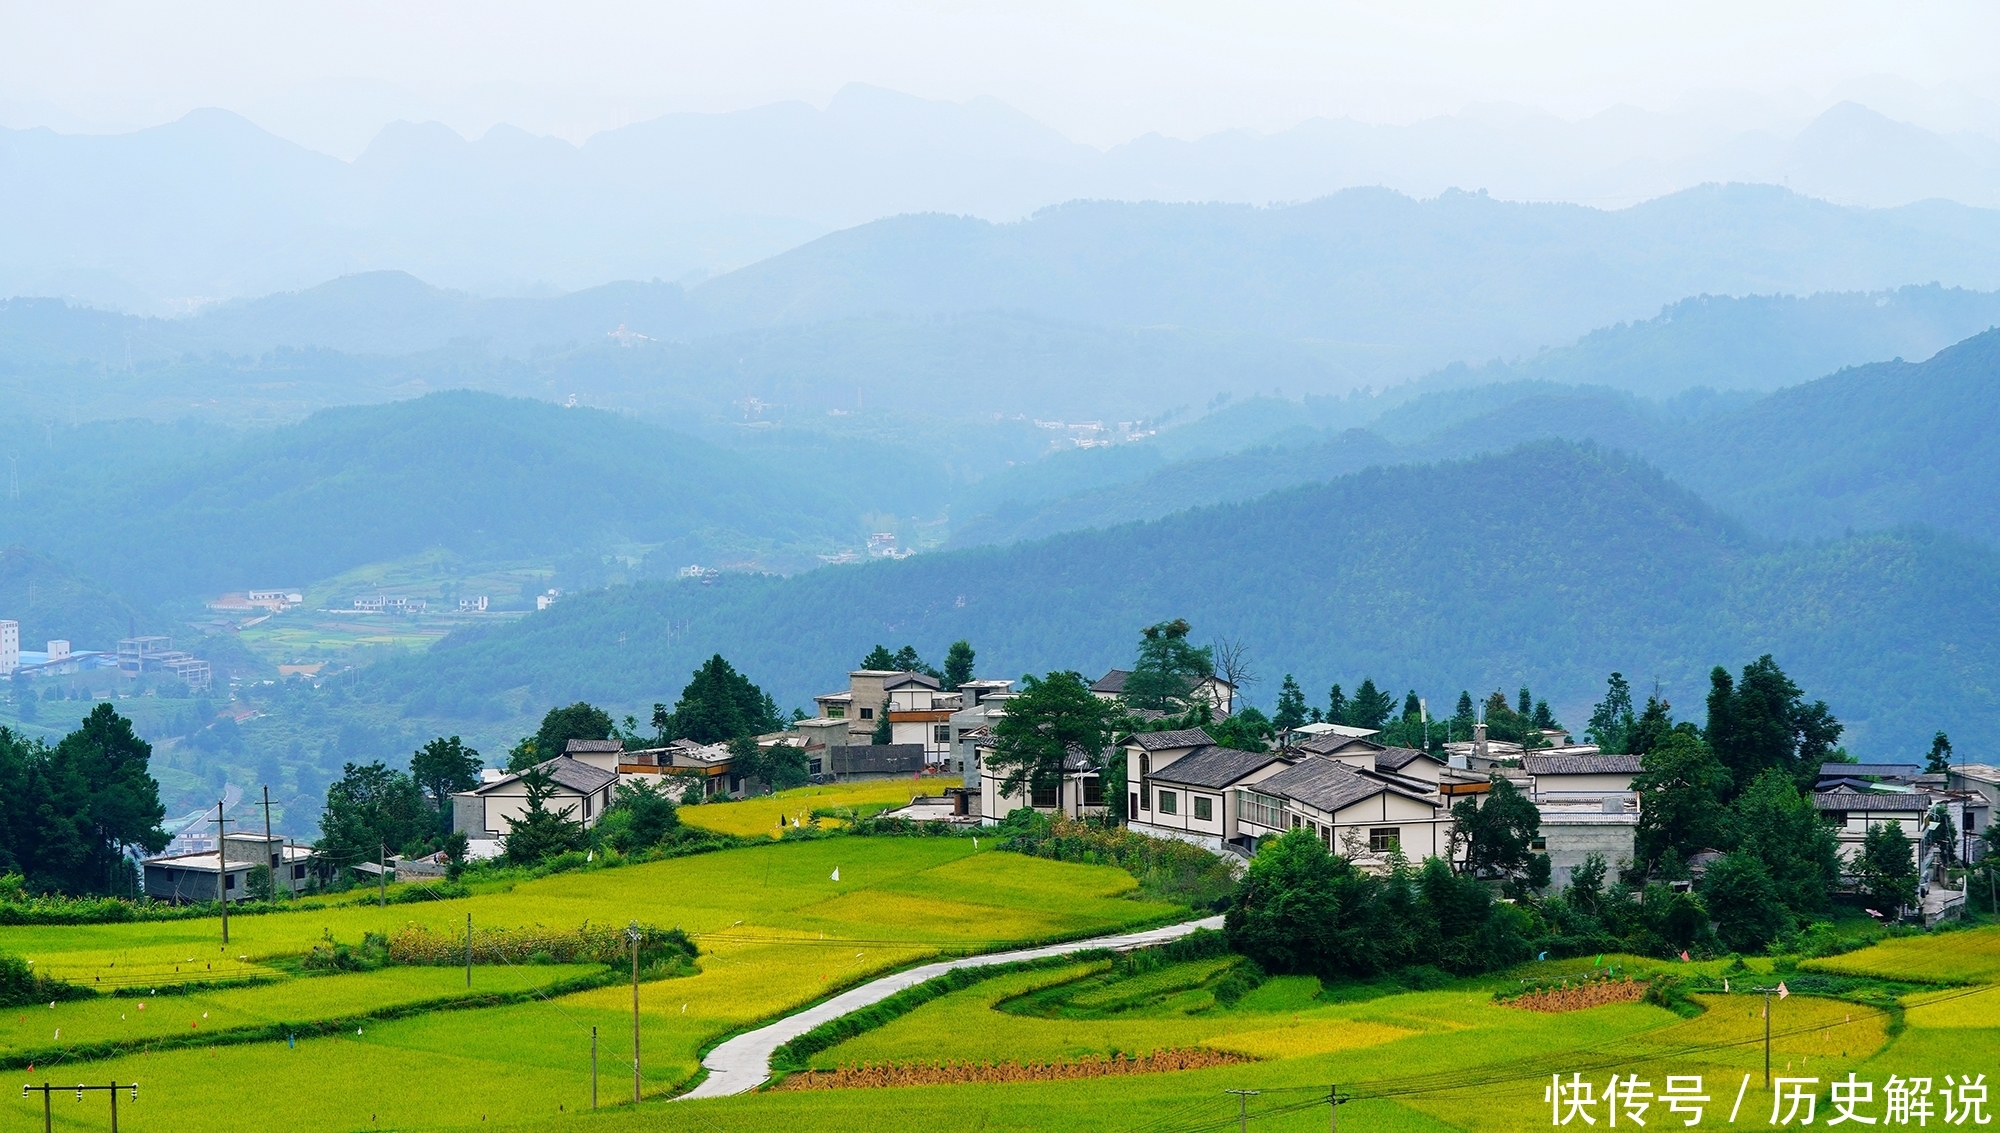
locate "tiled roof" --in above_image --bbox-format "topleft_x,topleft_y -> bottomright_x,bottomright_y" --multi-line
1815,762 -> 1920,779
1256,757 -> 1432,815
1127,727 -> 1214,751
1523,753 -> 1644,776
882,670 -> 943,691
475,755 -> 618,797
1090,669 -> 1132,694
1813,791 -> 1933,813
564,739 -> 625,754
1297,732 -> 1385,757
1375,746 -> 1440,772
1147,745 -> 1285,789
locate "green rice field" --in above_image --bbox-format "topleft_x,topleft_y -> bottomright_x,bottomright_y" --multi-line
6,838 -> 1999,1132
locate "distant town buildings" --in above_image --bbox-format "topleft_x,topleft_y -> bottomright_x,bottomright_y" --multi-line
0,620 -> 16,676
458,595 -> 489,612
116,635 -> 212,690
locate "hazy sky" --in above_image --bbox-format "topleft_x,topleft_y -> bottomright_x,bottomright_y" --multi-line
4,1 -> 1995,153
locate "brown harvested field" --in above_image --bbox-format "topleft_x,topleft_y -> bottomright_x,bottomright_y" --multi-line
1505,976 -> 1647,1012
777,1048 -> 1249,1090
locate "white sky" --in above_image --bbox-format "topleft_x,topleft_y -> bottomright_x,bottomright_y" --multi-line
3,1 -> 1995,152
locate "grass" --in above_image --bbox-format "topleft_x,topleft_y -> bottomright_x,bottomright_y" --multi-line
1805,923 -> 2000,982
679,777 -> 962,838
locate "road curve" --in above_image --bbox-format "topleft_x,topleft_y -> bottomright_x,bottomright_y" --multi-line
676,914 -> 1226,1099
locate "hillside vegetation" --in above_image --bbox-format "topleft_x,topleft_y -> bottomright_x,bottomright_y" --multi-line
361,442 -> 1999,757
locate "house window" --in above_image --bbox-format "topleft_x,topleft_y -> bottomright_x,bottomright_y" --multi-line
584,796 -> 593,818
1157,790 -> 1178,815
827,706 -> 845,719
1369,828 -> 1402,853
1139,753 -> 1151,776
1240,791 -> 1284,829
1193,795 -> 1214,821
859,707 -> 874,720
935,725 -> 951,745
1530,835 -> 1547,851
1031,784 -> 1059,808
293,864 -> 307,880
1130,792 -> 1140,817
1082,777 -> 1104,806
224,873 -> 236,890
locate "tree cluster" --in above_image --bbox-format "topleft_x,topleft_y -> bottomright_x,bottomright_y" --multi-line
0,704 -> 168,895
652,654 -> 783,746
1226,829 -> 1531,979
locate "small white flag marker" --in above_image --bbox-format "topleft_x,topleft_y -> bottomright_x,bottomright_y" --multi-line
830,868 -> 840,881
1777,981 -> 1789,999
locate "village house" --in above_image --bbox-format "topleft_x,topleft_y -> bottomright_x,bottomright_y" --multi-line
143,832 -> 315,903
1237,757 -> 1461,869
451,752 -> 620,844
883,671 -> 956,766
1089,669 -> 1236,715
1521,752 -> 1644,802
976,740 -> 1107,822
1128,743 -> 1289,852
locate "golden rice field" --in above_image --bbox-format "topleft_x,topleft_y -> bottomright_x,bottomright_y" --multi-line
679,776 -> 961,837
1807,923 -> 2000,982
1,838 -> 1179,1133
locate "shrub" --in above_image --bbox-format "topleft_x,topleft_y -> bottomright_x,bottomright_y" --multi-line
387,921 -> 695,968
1002,815 -> 1237,909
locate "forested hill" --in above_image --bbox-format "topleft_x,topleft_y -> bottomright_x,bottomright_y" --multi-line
0,391 -> 863,605
372,441 -> 2000,758
957,326 -> 2000,549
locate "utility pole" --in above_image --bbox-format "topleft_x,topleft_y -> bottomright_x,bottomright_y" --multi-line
23,1082 -> 136,1133
1227,1089 -> 1260,1133
1754,982 -> 1788,1088
465,913 -> 473,987
378,841 -> 387,907
629,920 -> 642,1102
592,1026 -> 599,1109
1330,1084 -> 1346,1133
261,785 -> 274,902
213,799 -> 231,944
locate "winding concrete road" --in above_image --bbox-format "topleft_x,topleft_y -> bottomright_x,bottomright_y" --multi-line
677,914 -> 1226,1099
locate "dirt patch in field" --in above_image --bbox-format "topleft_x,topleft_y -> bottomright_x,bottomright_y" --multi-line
778,1048 -> 1249,1089
1506,976 -> 1647,1013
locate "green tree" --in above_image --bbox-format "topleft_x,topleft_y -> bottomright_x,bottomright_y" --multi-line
1925,732 -> 1955,775
50,703 -> 169,890
1123,620 -> 1214,713
1481,690 -> 1531,744
1586,673 -> 1636,753
1705,656 -> 1842,793
1451,776 -> 1541,879
1224,828 -> 1385,977
1326,684 -> 1349,726
317,761 -> 435,878
1451,691 -> 1476,739
943,640 -> 976,690
660,655 -> 782,745
507,702 -> 615,770
596,778 -> 679,853
501,765 -> 587,865
1731,768 -> 1840,916
1701,850 -> 1791,952
1626,693 -> 1675,757
1517,687 -> 1533,719
1926,803 -> 1959,867
1208,706 -> 1275,752
1347,679 -> 1396,731
728,736 -> 810,792
1273,675 -> 1309,733
859,645 -> 899,670
1531,700 -> 1559,732
989,672 -> 1116,804
1855,820 -> 1918,916
1632,727 -> 1733,873
410,735 -> 482,810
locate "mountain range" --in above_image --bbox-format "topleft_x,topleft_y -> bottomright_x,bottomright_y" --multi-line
7,88 -> 2000,312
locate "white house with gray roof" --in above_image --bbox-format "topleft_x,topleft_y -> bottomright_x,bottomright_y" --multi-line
1130,744 -> 1291,852
1237,757 -> 1460,870
451,755 -> 620,844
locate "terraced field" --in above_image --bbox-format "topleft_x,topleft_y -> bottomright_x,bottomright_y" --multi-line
1,838 -> 1178,1132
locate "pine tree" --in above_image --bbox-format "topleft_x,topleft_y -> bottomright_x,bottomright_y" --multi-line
1585,672 -> 1636,753
943,640 -> 976,690
1273,675 -> 1309,733
1123,619 -> 1214,712
1401,690 -> 1422,722
1451,691 -> 1475,738
1926,732 -> 1955,774
1348,679 -> 1396,730
1326,684 -> 1349,726
860,644 -> 898,670
1517,687 -> 1532,718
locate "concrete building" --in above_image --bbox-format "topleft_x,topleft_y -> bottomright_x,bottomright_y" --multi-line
143,833 -> 314,902
0,620 -> 16,676
1522,753 -> 1644,802
1533,799 -> 1641,888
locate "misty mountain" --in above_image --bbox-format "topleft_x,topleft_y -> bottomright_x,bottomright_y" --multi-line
366,442 -> 2000,758
12,186 -> 2000,421
954,326 -> 2000,550
9,87 -> 2000,313
0,392 -> 879,610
